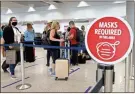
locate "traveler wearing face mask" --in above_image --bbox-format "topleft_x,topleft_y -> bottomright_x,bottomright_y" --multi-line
24,23 -> 35,63
3,17 -> 22,78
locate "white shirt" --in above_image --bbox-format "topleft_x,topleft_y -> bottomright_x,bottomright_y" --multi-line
12,26 -> 21,43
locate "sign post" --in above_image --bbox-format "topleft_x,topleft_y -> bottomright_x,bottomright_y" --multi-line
104,65 -> 114,92
85,16 -> 134,92
130,51 -> 134,80
125,56 -> 131,92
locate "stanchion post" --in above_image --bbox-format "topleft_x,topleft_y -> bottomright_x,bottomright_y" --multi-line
125,54 -> 131,92
104,65 -> 114,93
16,43 -> 31,90
130,51 -> 134,80
96,64 -> 105,92
21,43 -> 24,85
68,40 -> 70,61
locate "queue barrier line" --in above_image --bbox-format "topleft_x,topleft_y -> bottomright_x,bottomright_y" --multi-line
0,43 -> 86,51
25,64 -> 39,69
69,68 -> 80,75
1,67 -> 80,89
1,77 -> 30,88
85,86 -> 92,93
1,64 -> 38,89
89,77 -> 104,93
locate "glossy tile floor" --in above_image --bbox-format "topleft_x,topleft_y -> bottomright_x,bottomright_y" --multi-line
1,48 -> 134,93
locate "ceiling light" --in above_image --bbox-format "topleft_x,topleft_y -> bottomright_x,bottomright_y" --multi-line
48,4 -> 57,10
6,8 -> 13,14
74,18 -> 79,19
113,1 -> 126,4
77,1 -> 89,7
28,6 -> 36,12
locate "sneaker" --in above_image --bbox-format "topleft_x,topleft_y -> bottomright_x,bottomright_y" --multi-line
11,75 -> 17,78
7,68 -> 11,74
48,68 -> 52,74
51,72 -> 55,77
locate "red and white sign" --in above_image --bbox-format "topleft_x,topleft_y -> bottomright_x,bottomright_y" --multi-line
85,16 -> 134,65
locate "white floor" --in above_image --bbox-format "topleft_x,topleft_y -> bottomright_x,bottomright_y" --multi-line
1,48 -> 134,93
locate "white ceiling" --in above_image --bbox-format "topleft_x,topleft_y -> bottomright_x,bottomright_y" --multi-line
1,1 -> 49,9
1,0 -> 129,14
1,0 -> 129,9
0,0 -> 131,1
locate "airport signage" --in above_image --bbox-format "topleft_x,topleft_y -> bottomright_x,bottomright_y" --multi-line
85,16 -> 134,64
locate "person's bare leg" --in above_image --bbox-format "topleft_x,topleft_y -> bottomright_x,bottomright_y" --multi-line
52,63 -> 55,74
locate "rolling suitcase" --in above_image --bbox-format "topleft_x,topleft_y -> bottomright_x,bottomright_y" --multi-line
55,40 -> 70,80
55,59 -> 69,80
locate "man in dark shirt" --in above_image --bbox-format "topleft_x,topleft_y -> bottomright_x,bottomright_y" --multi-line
68,21 -> 78,66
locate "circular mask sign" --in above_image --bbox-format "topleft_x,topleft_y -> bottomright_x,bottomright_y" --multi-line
85,16 -> 134,65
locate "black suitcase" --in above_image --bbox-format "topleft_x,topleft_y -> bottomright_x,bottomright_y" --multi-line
78,53 -> 86,64
2,60 -> 9,72
84,50 -> 92,60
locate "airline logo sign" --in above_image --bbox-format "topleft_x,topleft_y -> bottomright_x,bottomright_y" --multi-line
85,16 -> 134,65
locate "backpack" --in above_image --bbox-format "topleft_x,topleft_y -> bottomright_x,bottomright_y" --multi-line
42,30 -> 51,45
76,28 -> 81,42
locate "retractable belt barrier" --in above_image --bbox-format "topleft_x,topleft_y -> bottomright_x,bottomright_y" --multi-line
90,77 -> 104,93
0,42 -> 86,51
89,65 -> 115,93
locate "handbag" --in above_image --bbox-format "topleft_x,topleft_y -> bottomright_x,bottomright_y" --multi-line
6,50 -> 16,64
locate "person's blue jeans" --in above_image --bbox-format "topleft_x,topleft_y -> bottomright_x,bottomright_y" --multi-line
9,64 -> 16,75
71,44 -> 78,65
78,42 -> 85,53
